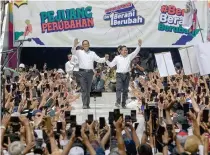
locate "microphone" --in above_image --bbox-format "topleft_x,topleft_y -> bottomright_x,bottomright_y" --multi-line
15,38 -> 32,42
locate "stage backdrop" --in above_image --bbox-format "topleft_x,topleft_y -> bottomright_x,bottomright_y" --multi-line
13,1 -> 208,47
208,0 -> 210,41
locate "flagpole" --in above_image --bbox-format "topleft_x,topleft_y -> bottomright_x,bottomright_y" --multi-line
195,11 -> 204,43
162,53 -> 170,77
191,0 -> 204,43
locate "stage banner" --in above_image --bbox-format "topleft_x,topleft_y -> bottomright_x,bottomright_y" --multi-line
208,0 -> 210,41
13,1 -> 207,47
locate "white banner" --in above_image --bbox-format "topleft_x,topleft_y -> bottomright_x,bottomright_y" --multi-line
195,42 -> 210,76
155,54 -> 168,77
179,46 -> 199,75
13,1 -> 207,47
163,52 -> 176,76
208,0 -> 210,41
155,52 -> 176,77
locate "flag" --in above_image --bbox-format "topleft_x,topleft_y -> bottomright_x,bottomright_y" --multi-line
182,0 -> 197,31
190,7 -> 197,31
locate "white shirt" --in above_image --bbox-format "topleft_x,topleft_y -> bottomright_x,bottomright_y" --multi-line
71,47 -> 106,70
71,55 -> 79,71
106,46 -> 141,73
65,61 -> 74,73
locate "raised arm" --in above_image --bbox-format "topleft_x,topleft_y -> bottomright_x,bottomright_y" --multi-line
71,47 -> 76,55
106,57 -> 117,68
71,38 -> 80,55
129,39 -> 142,60
114,117 -> 126,155
93,52 -> 109,63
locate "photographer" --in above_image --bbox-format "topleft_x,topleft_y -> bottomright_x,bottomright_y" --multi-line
91,69 -> 105,92
131,56 -> 145,79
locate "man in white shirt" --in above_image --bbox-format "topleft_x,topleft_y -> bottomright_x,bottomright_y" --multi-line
65,50 -> 81,86
65,54 -> 74,76
106,39 -> 142,108
72,54 -> 80,87
72,38 -> 109,109
65,54 -> 79,85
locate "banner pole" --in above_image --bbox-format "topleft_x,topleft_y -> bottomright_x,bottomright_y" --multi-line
162,53 -> 169,77
186,48 -> 193,74
195,13 -> 204,43
191,0 -> 205,43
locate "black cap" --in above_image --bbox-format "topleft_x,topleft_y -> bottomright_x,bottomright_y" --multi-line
117,45 -> 122,49
117,45 -> 122,52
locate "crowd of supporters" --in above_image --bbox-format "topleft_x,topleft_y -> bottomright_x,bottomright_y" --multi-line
1,63 -> 210,155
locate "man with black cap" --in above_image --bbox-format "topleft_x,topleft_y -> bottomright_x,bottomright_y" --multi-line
117,45 -> 122,54
106,39 -> 142,108
72,38 -> 109,109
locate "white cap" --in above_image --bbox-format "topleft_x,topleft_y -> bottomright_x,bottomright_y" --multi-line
19,63 -> 25,68
68,146 -> 84,155
8,141 -> 25,155
11,112 -> 20,117
57,68 -> 65,74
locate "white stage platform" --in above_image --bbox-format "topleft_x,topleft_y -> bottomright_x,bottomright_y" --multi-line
71,92 -> 145,139
71,92 -> 135,124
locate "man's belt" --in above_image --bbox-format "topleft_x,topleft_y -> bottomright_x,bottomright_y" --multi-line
79,68 -> 93,72
116,72 -> 129,75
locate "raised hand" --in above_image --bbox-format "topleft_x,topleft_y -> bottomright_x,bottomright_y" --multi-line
114,116 -> 123,130
74,38 -> 79,47
105,54 -> 109,61
22,141 -> 35,155
1,115 -> 11,127
19,116 -> 29,126
78,126 -> 89,144
138,39 -> 142,46
162,128 -> 169,144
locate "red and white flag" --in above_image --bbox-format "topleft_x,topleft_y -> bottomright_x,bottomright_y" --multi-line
182,0 -> 197,31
